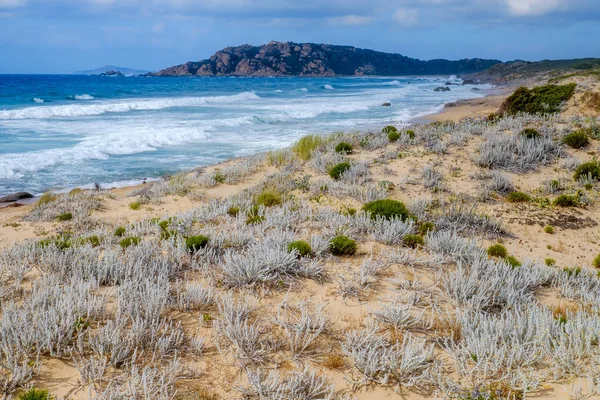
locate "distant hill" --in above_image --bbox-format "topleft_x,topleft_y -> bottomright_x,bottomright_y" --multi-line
152,41 -> 502,77
74,65 -> 150,76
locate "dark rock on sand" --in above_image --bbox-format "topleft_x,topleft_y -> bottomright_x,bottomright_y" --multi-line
0,192 -> 34,203
434,86 -> 451,92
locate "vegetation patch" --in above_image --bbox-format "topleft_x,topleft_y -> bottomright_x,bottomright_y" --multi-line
363,199 -> 410,221
119,236 -> 140,249
56,212 -> 73,222
329,162 -> 351,180
388,130 -> 400,142
573,160 -> 600,181
544,225 -> 555,234
506,191 -> 531,203
19,388 -> 51,400
186,235 -> 210,253
403,234 -> 425,249
335,142 -> 353,154
37,192 -> 57,207
520,128 -> 541,139
563,130 -> 589,149
487,243 -> 508,258
330,235 -> 357,256
129,201 -> 142,210
553,194 -> 579,207
418,222 -> 436,236
287,240 -> 312,258
256,189 -> 282,207
292,134 -> 327,161
499,83 -> 576,115
114,226 -> 126,237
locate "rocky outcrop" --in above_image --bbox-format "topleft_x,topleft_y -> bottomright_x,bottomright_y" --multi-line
153,41 -> 501,77
434,87 -> 451,92
0,192 -> 33,203
100,70 -> 124,76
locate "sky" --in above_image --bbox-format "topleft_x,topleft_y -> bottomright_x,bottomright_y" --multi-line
0,0 -> 598,73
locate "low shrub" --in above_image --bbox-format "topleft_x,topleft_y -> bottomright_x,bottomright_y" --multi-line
553,194 -> 579,207
119,236 -> 140,249
573,160 -> 600,181
56,212 -> 73,222
506,191 -> 531,203
38,235 -> 72,251
545,258 -> 556,266
505,255 -> 522,268
403,234 -> 424,249
499,83 -> 576,115
405,130 -> 415,139
227,206 -> 240,216
114,226 -> 126,237
329,162 -> 351,180
19,388 -> 51,400
292,134 -> 327,161
335,142 -> 353,154
129,201 -> 141,210
330,235 -> 357,256
287,240 -> 312,258
487,243 -> 508,258
77,235 -> 101,248
68,188 -> 83,196
520,128 -> 540,139
382,126 -> 398,135
186,235 -> 209,253
388,130 -> 400,142
418,222 -> 436,236
544,225 -> 555,234
256,190 -> 282,207
563,130 -> 589,149
214,170 -> 226,184
593,254 -> 600,269
37,192 -> 57,207
363,199 -> 410,221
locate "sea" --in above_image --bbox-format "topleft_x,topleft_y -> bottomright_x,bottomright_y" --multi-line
0,74 -> 490,195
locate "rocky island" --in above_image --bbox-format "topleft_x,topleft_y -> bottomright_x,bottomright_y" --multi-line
152,41 -> 501,77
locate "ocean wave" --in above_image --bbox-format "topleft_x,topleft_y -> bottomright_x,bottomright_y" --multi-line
300,88 -> 308,92
0,91 -> 260,120
32,98 -> 44,103
74,94 -> 94,100
323,85 -> 334,90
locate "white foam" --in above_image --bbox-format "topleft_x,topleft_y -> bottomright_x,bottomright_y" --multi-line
300,88 -> 308,92
0,91 -> 260,120
323,84 -> 334,90
32,98 -> 44,103
273,90 -> 283,93
74,94 -> 94,100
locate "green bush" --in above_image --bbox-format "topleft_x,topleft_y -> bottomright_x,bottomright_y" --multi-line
573,161 -> 600,181
287,240 -> 312,258
405,130 -> 415,139
505,255 -> 522,268
119,236 -> 140,249
403,234 -> 424,249
520,128 -> 540,139
544,225 -> 555,234
77,235 -> 100,248
57,212 -> 73,222
129,201 -> 141,210
214,170 -> 226,183
487,243 -> 508,258
292,134 -> 327,161
335,142 -> 353,154
506,191 -> 531,203
545,258 -> 556,266
499,83 -> 576,115
256,190 -> 282,207
418,222 -> 436,236
329,162 -> 351,180
593,254 -> 600,269
227,206 -> 240,217
19,388 -> 51,400
114,226 -> 126,237
185,235 -> 209,253
38,235 -> 72,251
563,130 -> 589,149
382,125 -> 398,135
37,192 -> 57,207
388,130 -> 401,142
362,199 -> 410,221
330,235 -> 357,256
553,194 -> 579,207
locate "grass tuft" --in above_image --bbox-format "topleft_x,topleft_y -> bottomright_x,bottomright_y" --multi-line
363,199 -> 410,221
330,235 -> 357,256
292,134 -> 327,161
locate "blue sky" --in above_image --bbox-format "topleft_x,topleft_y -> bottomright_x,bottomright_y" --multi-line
0,0 -> 598,73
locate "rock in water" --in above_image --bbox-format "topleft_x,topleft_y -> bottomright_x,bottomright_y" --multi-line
381,102 -> 392,107
434,86 -> 451,92
462,79 -> 476,85
0,192 -> 34,203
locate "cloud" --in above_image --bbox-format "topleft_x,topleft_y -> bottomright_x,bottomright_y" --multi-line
152,21 -> 165,33
0,0 -> 26,8
393,8 -> 418,25
507,0 -> 563,16
327,15 -> 374,25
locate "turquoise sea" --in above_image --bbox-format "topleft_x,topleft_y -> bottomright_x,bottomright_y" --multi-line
0,74 -> 489,195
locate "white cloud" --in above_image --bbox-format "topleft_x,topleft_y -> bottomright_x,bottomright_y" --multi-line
152,21 -> 165,33
393,7 -> 418,25
507,0 -> 563,16
327,15 -> 374,25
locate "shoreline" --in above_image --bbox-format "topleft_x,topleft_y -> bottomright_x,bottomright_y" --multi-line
0,84 -> 509,207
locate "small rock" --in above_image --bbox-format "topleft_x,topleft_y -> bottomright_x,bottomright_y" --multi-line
0,192 -> 34,203
434,86 -> 451,92
462,79 -> 476,85
381,102 -> 392,107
